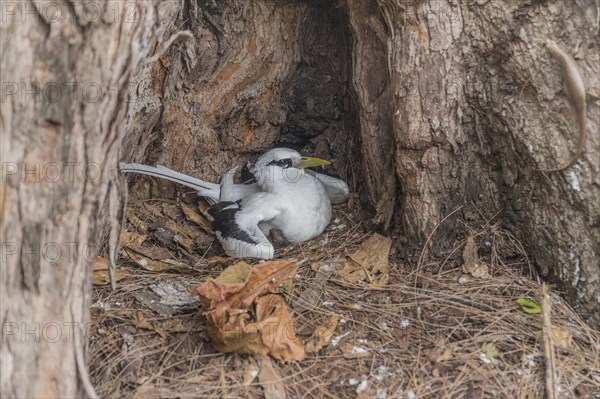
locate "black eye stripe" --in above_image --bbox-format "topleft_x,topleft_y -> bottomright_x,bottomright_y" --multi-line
267,158 -> 293,168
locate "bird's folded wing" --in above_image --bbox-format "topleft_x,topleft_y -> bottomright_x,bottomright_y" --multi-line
209,193 -> 281,259
219,167 -> 261,202
119,163 -> 220,200
305,169 -> 350,204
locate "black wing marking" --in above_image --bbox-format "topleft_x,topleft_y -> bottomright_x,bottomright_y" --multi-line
208,196 -> 279,259
208,201 -> 259,245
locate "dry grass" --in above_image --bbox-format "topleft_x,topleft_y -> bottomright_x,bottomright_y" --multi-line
89,200 -> 600,398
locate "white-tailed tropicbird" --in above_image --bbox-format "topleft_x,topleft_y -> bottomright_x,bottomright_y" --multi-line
120,148 -> 349,259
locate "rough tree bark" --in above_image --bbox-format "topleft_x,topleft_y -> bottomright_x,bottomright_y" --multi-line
122,0 -> 599,327
377,0 -> 599,325
121,0 -> 356,191
0,2 -> 157,397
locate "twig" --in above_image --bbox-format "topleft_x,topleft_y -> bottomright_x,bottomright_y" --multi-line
541,283 -> 557,399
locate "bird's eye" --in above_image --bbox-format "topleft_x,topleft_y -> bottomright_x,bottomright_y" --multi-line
268,158 -> 293,168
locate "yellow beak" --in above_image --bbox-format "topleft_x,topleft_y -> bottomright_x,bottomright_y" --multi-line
294,156 -> 331,169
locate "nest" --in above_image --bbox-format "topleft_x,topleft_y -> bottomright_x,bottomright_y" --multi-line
89,196 -> 600,398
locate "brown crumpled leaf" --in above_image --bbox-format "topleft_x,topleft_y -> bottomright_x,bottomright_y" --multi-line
333,233 -> 391,286
536,326 -> 574,349
428,339 -> 453,363
133,311 -> 153,330
92,257 -> 128,285
123,247 -> 194,274
305,314 -> 340,353
161,219 -> 195,252
216,261 -> 252,283
197,260 -> 306,361
181,202 -> 212,233
125,209 -> 149,233
119,230 -> 147,251
257,356 -> 288,399
242,359 -> 260,386
252,294 -> 305,360
462,235 -> 489,278
120,229 -> 172,260
551,326 -> 573,349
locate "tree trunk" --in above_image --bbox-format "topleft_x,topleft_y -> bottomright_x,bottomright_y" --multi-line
121,0 -> 599,327
378,0 -> 600,326
0,2 -> 157,397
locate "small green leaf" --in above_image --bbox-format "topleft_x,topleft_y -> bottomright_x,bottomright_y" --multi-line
516,297 -> 541,314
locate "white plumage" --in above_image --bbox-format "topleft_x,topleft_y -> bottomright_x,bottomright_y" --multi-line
120,148 -> 349,259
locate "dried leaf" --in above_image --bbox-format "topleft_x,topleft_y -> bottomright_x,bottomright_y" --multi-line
252,295 -> 306,360
332,259 -> 368,284
134,245 -> 174,261
92,260 -> 128,286
551,326 -> 573,349
198,200 -> 210,215
173,233 -> 194,253
333,233 -> 391,286
162,218 -> 200,251
92,256 -> 109,271
126,208 -> 149,233
242,359 -> 260,386
348,233 -> 391,280
216,261 -> 252,284
257,356 -> 287,399
160,203 -> 182,220
198,260 -> 297,315
428,340 -> 453,363
305,314 -> 340,353
462,235 -> 489,278
92,270 -> 129,285
181,202 -> 212,233
516,297 -> 541,314
120,229 -> 147,250
437,347 -> 453,362
123,247 -> 194,274
207,256 -> 233,265
133,311 -> 152,330
197,260 -> 306,361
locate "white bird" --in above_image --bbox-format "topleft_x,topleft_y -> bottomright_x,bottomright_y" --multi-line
120,148 -> 349,259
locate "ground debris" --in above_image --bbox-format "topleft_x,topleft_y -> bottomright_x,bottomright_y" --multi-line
305,314 -> 340,353
90,206 -> 600,399
462,234 -> 489,278
332,233 -> 391,286
257,356 -> 287,399
197,260 -> 306,361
